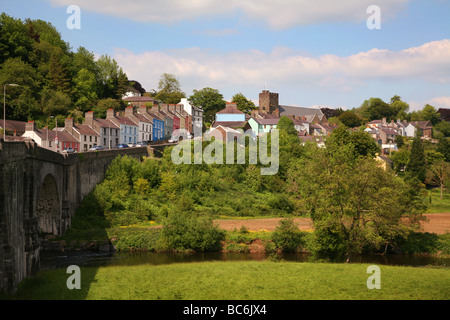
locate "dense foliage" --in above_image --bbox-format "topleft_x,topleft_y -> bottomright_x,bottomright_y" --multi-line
0,13 -> 130,127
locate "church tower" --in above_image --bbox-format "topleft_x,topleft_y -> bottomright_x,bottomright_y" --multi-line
259,90 -> 279,115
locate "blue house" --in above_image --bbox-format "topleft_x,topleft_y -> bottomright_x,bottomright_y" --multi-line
148,110 -> 164,141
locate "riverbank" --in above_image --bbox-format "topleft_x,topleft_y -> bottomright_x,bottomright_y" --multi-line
4,261 -> 449,300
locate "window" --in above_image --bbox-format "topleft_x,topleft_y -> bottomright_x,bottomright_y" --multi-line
129,137 -> 131,143
104,138 -> 106,145
89,136 -> 92,142
84,136 -> 86,141
134,128 -> 136,134
95,137 -> 97,142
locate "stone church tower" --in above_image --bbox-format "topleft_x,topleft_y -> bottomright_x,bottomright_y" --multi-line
258,90 -> 279,116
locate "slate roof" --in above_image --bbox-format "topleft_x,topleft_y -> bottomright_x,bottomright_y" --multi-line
279,105 -> 323,118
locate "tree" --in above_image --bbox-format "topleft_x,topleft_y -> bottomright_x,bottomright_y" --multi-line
232,92 -> 256,114
390,149 -> 410,173
288,144 -> 426,261
188,87 -> 226,124
421,104 -> 441,126
276,116 -> 297,136
426,161 -> 450,199
408,131 -> 427,182
93,98 -> 121,118
154,73 -> 185,104
326,126 -> 379,158
395,135 -> 405,148
48,52 -> 71,94
437,138 -> 450,162
434,121 -> 450,138
357,97 -> 393,121
338,110 -> 363,127
73,68 -> 98,111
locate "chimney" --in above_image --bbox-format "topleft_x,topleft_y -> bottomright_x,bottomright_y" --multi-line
139,105 -> 147,115
106,108 -> 115,119
65,118 -> 74,135
151,105 -> 159,114
168,104 -> 175,112
25,121 -> 36,132
125,106 -> 134,117
382,117 -> 387,125
161,104 -> 168,112
85,111 -> 94,127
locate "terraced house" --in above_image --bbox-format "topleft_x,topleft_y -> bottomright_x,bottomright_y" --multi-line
106,108 -> 138,145
62,117 -> 99,152
124,106 -> 152,143
83,111 -> 120,149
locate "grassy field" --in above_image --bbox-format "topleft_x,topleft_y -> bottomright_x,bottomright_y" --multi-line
425,188 -> 450,213
3,261 -> 449,300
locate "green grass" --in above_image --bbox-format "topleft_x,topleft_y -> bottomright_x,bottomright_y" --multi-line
425,188 -> 450,213
3,261 -> 449,300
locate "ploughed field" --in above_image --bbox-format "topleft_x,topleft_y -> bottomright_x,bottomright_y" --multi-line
214,213 -> 450,235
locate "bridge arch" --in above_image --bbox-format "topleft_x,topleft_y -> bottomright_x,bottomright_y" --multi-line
36,174 -> 61,236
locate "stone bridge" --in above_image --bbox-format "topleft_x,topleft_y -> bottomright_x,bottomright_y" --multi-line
0,140 -> 155,293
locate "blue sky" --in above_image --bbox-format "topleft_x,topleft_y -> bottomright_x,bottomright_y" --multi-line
2,0 -> 450,111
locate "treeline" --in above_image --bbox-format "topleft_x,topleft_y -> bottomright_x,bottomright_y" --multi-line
0,13 -> 131,127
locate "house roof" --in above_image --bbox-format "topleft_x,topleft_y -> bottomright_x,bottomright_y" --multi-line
216,104 -> 244,114
279,105 -> 323,118
409,121 -> 433,129
0,120 -> 27,134
74,124 -> 100,136
379,127 -> 399,135
134,113 -> 152,123
256,118 -> 280,125
211,121 -> 248,129
147,111 -> 163,121
35,128 -> 79,143
94,118 -> 119,129
122,96 -> 155,102
115,116 -> 138,126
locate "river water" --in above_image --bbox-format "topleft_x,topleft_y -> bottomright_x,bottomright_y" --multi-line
40,250 -> 449,271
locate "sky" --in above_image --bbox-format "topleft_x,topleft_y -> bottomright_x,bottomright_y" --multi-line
1,0 -> 450,111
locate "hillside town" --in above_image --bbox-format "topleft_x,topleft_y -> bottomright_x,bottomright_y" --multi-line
1,88 -> 446,158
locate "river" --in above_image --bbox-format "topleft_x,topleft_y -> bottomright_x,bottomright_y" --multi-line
40,250 -> 449,271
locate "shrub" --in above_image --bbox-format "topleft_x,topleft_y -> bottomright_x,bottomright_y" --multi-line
159,212 -> 225,252
272,218 -> 304,252
111,228 -> 161,252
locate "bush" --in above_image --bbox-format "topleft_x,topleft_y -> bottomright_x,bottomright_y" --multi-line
272,218 -> 304,252
110,228 -> 161,252
396,231 -> 440,254
159,212 -> 225,252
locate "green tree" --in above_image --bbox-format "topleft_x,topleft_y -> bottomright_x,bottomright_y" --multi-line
276,116 -> 298,136
232,92 -> 256,114
437,138 -> 450,162
0,13 -> 34,64
326,126 -> 379,158
357,97 -> 394,121
93,98 -> 121,119
408,131 -> 427,182
188,87 -> 226,124
272,218 -> 304,252
288,144 -> 426,261
73,68 -> 98,111
0,57 -> 40,120
395,135 -> 405,148
390,149 -> 410,173
154,73 -> 185,104
426,160 -> 450,199
48,53 -> 71,93
338,111 -> 363,127
434,121 -> 450,138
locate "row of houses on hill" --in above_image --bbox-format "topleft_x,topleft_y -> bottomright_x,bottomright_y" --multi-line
365,118 -> 434,153
4,99 -> 203,152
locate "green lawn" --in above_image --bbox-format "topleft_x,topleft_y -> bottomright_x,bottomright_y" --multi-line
4,261 -> 449,300
425,188 -> 450,213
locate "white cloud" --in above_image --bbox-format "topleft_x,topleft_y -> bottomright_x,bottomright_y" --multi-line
426,97 -> 450,108
113,39 -> 450,98
49,0 -> 409,29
